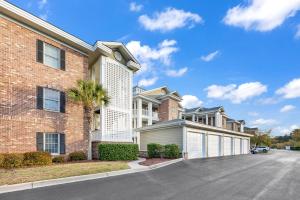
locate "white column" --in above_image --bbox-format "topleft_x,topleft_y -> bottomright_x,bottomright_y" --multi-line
241,124 -> 244,132
215,112 -> 222,128
182,126 -> 187,159
192,114 -> 195,122
148,102 -> 152,125
205,114 -> 208,125
137,98 -> 142,128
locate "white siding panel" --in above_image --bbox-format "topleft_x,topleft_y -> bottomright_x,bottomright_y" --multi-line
208,135 -> 221,157
224,137 -> 233,156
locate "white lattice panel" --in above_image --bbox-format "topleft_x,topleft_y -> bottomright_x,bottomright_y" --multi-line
100,57 -> 133,142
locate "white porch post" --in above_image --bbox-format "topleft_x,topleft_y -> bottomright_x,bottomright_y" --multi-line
148,102 -> 152,125
192,114 -> 195,122
137,98 -> 142,128
205,114 -> 208,125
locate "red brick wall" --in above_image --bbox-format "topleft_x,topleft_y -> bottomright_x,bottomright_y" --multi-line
0,17 -> 89,154
158,98 -> 180,121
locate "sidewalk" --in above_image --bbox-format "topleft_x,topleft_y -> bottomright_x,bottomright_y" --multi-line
0,158 -> 183,194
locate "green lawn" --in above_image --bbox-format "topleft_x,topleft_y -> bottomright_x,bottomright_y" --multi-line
0,161 -> 129,185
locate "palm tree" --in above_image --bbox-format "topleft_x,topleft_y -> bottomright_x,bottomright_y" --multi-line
68,80 -> 109,160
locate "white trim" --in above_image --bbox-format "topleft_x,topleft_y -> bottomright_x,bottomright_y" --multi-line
43,42 -> 61,70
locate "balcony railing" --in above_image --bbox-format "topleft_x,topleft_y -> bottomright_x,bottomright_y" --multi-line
91,130 -> 132,142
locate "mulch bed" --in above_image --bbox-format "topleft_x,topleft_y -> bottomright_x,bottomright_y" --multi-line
139,158 -> 173,166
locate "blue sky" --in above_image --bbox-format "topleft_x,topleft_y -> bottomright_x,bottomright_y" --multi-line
9,0 -> 300,136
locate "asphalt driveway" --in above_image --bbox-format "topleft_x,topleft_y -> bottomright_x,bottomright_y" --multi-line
1,150 -> 300,200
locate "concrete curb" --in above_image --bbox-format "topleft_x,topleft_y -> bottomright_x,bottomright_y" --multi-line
0,158 -> 183,194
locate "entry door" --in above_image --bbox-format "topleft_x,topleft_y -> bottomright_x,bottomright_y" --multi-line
224,137 -> 233,156
187,132 -> 204,159
234,138 -> 241,155
208,135 -> 221,157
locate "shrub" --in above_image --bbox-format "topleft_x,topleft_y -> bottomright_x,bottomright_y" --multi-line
291,147 -> 300,151
0,154 -> 4,168
68,151 -> 87,161
2,153 -> 24,169
23,152 -> 52,166
98,144 -> 138,161
164,144 -> 180,159
52,156 -> 65,163
147,143 -> 163,158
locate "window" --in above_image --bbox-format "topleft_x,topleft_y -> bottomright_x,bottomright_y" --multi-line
44,88 -> 60,112
44,133 -> 59,154
44,43 -> 61,69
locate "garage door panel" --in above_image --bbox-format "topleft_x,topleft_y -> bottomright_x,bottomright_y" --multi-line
234,138 -> 241,155
242,139 -> 249,154
187,132 -> 204,159
224,137 -> 232,156
208,135 -> 221,157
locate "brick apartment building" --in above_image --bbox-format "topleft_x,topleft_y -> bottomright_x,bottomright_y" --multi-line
0,1 -> 140,155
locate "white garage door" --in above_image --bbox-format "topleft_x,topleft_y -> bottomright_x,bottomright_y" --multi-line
234,138 -> 241,155
187,132 -> 204,159
224,137 -> 233,156
208,135 -> 221,157
242,139 -> 249,154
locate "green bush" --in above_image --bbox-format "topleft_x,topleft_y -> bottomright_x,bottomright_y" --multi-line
98,144 -> 138,161
68,151 -> 87,161
2,153 -> 24,169
164,144 -> 180,159
147,143 -> 163,158
52,156 -> 65,163
291,146 -> 300,151
23,152 -> 52,166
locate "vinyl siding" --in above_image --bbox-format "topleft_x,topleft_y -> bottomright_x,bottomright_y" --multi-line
140,127 -> 183,151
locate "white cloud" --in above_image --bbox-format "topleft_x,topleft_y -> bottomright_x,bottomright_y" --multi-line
257,97 -> 279,105
181,95 -> 203,109
276,78 -> 300,98
126,40 -> 178,75
38,0 -> 47,9
166,67 -> 188,77
223,0 -> 300,32
248,112 -> 259,117
280,105 -> 296,112
251,118 -> 277,126
201,51 -> 219,62
138,77 -> 158,87
129,2 -> 143,12
273,125 -> 299,135
139,7 -> 203,32
206,82 -> 267,104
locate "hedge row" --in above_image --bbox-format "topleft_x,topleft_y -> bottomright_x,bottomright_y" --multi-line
290,147 -> 300,151
0,152 -> 52,169
147,143 -> 180,159
98,144 -> 138,161
0,151 -> 87,169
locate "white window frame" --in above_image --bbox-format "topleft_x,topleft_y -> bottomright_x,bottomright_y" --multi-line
43,88 -> 60,112
43,42 -> 61,69
43,133 -> 60,155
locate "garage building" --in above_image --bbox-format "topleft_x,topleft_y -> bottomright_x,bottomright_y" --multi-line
138,119 -> 251,159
